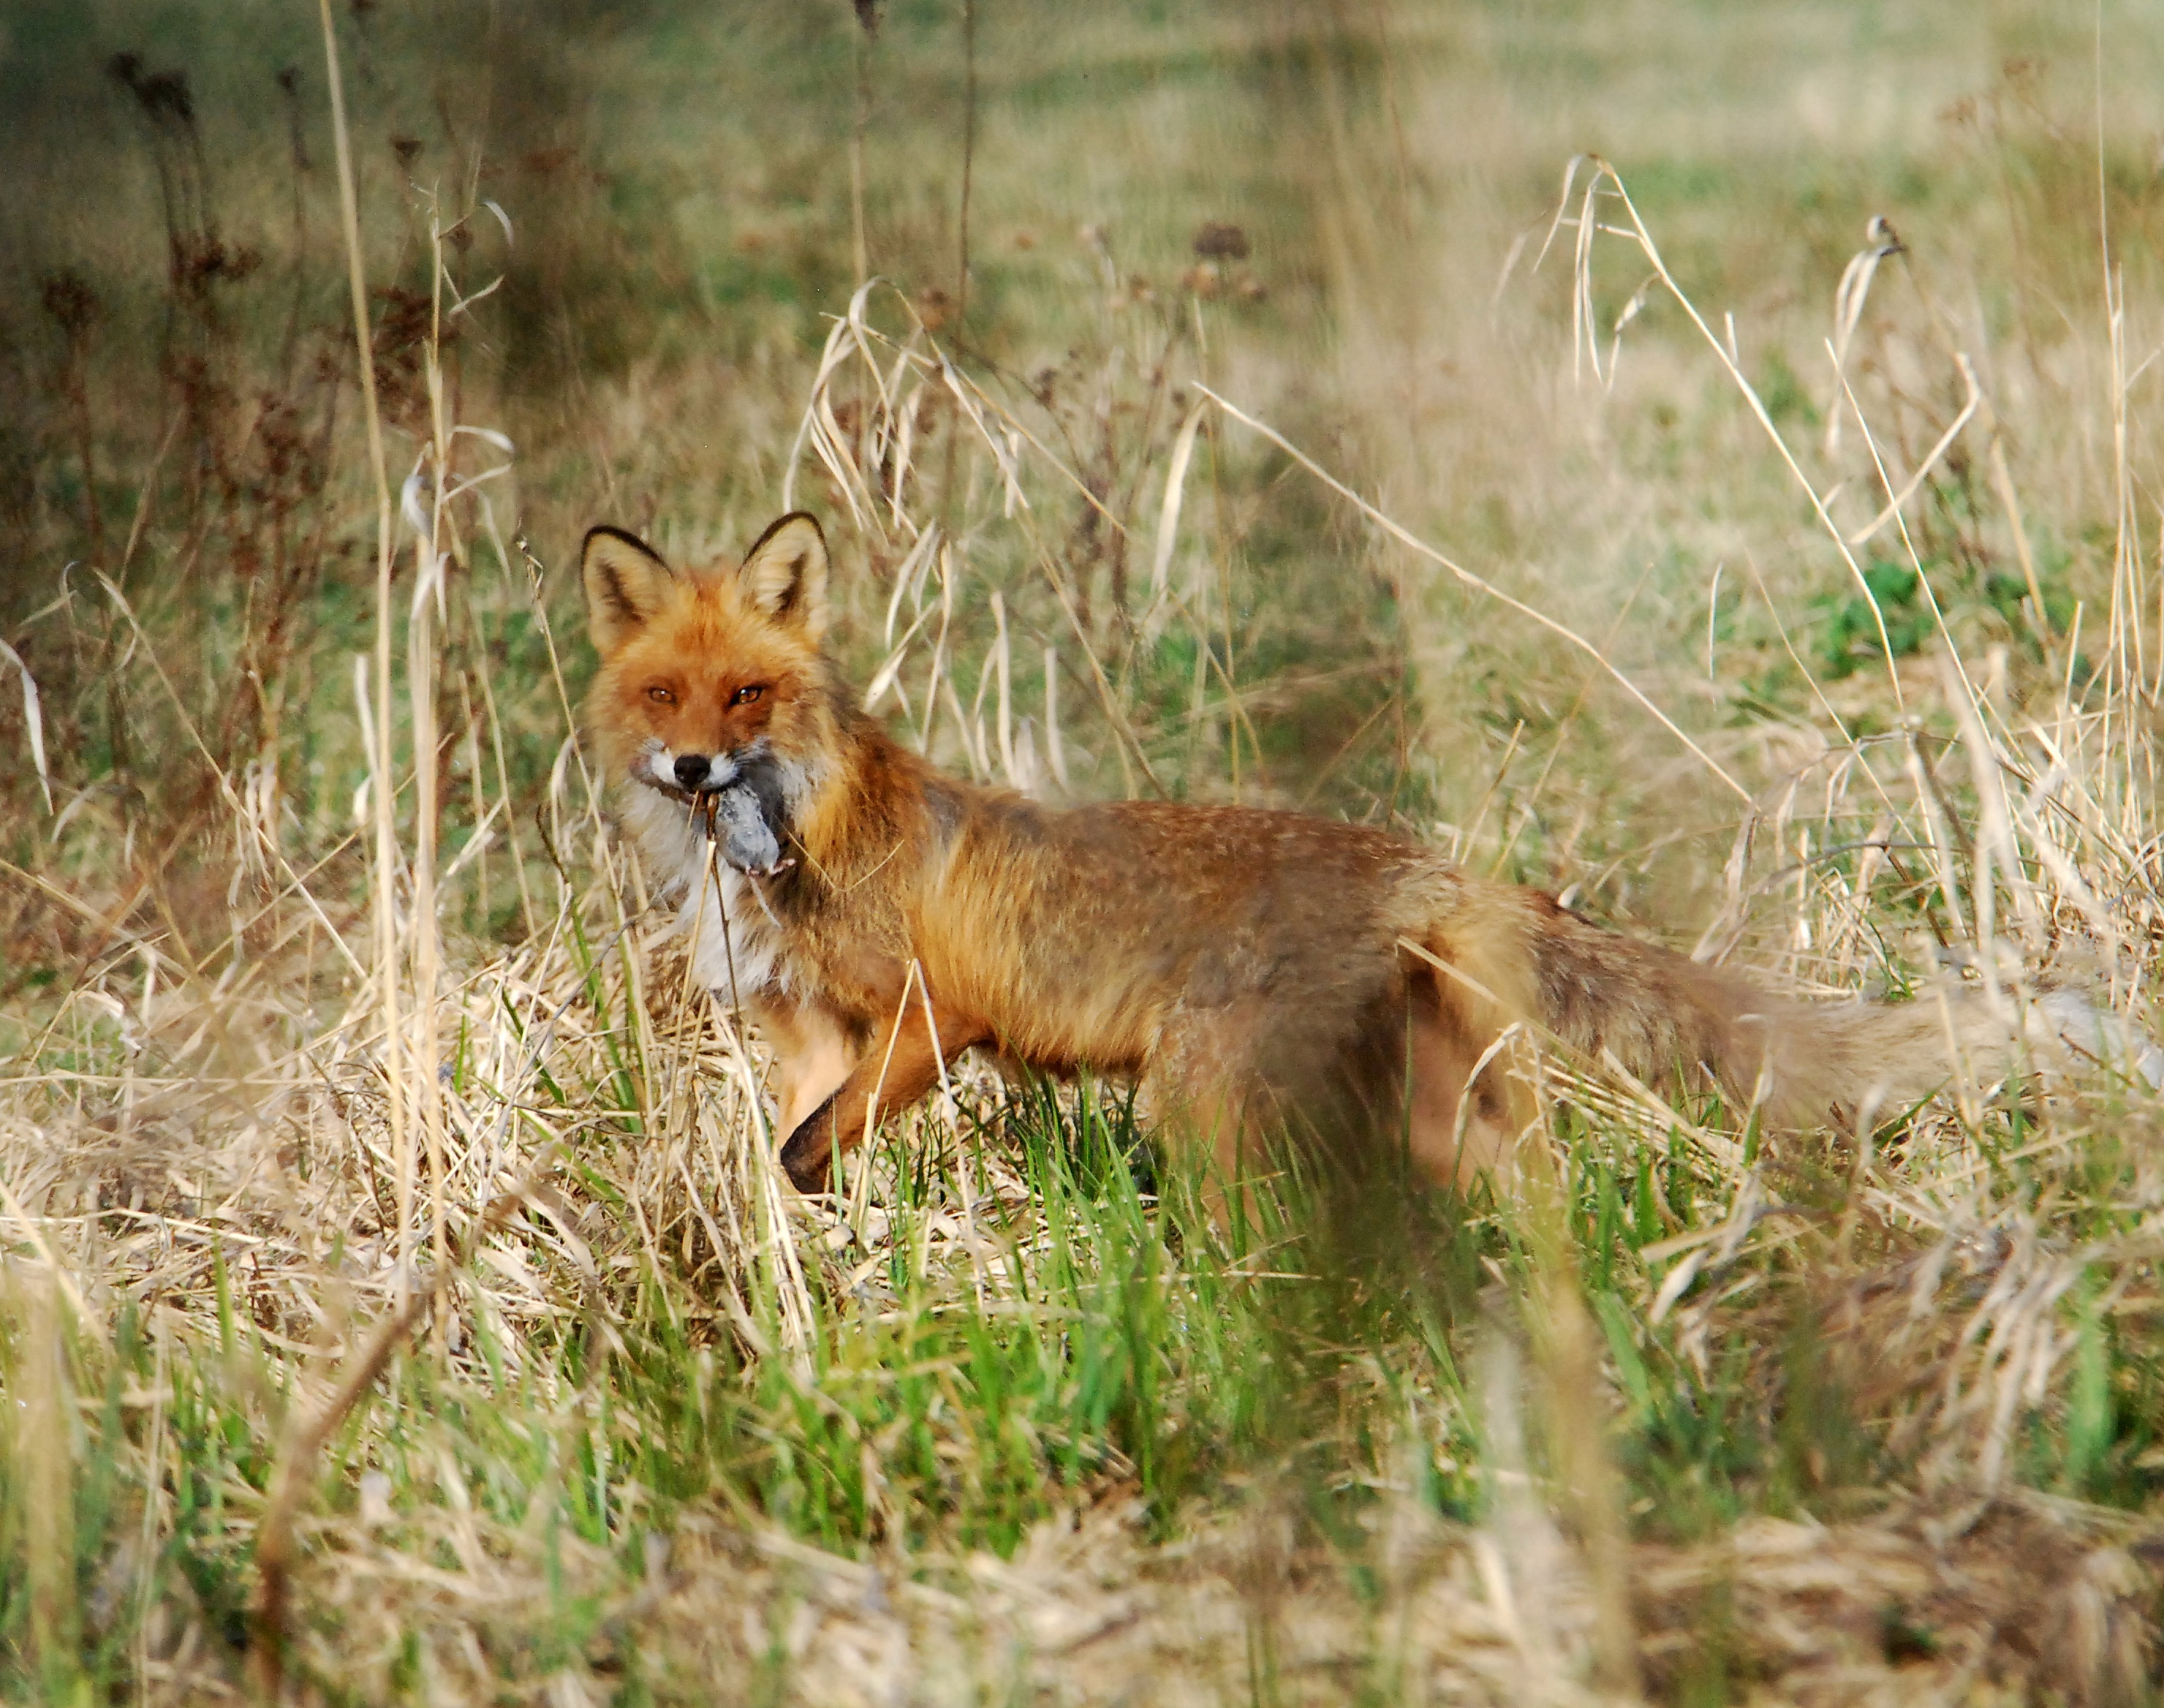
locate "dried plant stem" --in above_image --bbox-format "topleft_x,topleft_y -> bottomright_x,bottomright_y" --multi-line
1533,1275 -> 1643,1698
1986,437 -> 2054,646
1197,382 -> 1751,802
249,1180 -> 542,1699
956,0 -> 977,328
317,0 -> 411,1304
850,23 -> 872,284
1581,160 -> 1912,709
247,1291 -> 426,1701
414,210 -> 455,1324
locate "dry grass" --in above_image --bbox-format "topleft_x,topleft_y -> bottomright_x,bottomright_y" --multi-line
7,3 -> 2164,1703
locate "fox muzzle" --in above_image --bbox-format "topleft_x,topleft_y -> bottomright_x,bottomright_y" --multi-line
654,748 -> 749,796
673,752 -> 725,793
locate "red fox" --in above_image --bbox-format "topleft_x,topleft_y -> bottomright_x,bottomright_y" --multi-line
582,512 -> 2154,1194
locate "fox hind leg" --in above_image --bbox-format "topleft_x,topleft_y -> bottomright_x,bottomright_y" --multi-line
1401,961 -> 1531,1191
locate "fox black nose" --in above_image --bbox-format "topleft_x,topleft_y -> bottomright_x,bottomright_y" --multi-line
673,754 -> 711,792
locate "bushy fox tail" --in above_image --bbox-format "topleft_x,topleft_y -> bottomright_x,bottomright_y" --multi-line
1508,896 -> 2161,1128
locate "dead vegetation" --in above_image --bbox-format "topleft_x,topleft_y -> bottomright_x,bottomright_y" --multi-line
4,3 -> 2164,1703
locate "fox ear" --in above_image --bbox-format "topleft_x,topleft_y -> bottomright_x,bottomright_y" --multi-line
738,513 -> 829,637
582,526 -> 675,653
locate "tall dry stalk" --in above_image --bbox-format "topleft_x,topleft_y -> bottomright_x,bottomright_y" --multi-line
317,0 -> 410,1306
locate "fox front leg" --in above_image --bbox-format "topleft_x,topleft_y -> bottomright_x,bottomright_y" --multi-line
776,997 -> 984,1192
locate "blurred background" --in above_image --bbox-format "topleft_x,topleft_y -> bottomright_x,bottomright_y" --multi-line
7,1 -> 2162,896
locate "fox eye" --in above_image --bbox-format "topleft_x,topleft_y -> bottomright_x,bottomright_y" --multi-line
730,684 -> 765,707
646,685 -> 676,706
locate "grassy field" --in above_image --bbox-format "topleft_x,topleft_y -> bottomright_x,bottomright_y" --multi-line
7,0 -> 2164,1701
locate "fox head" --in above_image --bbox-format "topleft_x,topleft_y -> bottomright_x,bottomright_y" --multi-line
580,512 -> 833,807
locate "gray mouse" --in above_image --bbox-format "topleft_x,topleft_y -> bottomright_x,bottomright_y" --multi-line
705,752 -> 791,876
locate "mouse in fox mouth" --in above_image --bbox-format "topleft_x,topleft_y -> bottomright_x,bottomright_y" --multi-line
633,736 -> 795,878
699,752 -> 792,877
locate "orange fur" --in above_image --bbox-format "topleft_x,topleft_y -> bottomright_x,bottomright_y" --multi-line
582,513 -> 2151,1196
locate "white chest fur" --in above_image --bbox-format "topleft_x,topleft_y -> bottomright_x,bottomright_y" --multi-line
619,785 -> 795,1002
